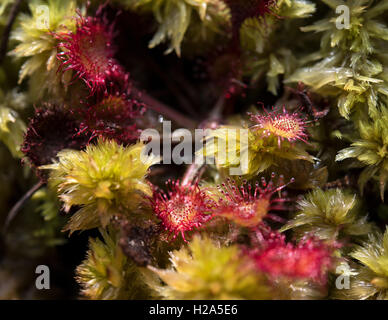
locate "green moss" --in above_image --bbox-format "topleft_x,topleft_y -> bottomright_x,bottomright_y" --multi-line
336,107 -> 388,200
334,228 -> 388,300
43,139 -> 159,233
287,0 -> 388,119
121,0 -> 230,55
281,188 -> 372,241
76,229 -> 151,299
147,235 -> 272,299
10,0 -> 81,100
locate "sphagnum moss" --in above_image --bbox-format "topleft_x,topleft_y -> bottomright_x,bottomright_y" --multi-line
43,139 -> 159,233
2,0 -> 388,301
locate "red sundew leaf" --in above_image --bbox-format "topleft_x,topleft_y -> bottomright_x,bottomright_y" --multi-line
223,0 -> 278,36
248,234 -> 335,284
21,104 -> 90,180
214,174 -> 293,228
75,93 -> 146,146
150,180 -> 215,242
55,13 -> 128,96
249,105 -> 309,147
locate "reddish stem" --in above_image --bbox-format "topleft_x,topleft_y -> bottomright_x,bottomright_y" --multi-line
133,88 -> 197,129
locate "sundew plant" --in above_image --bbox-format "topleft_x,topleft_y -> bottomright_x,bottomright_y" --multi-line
0,0 -> 388,300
